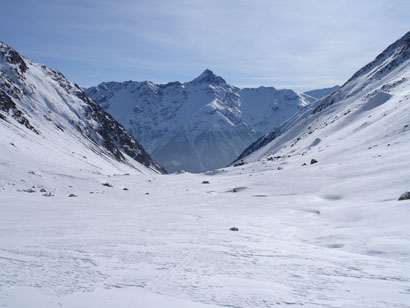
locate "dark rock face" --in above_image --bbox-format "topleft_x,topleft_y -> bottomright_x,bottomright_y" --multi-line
0,90 -> 39,134
0,42 -> 28,75
76,88 -> 166,172
310,159 -> 318,165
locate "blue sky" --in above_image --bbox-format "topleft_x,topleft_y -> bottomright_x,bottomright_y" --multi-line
1,0 -> 409,91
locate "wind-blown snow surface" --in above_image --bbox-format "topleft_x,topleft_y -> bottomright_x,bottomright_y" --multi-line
1,143 -> 410,307
85,70 -> 312,173
0,42 -> 164,175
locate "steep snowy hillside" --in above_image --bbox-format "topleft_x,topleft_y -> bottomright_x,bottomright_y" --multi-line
236,31 -> 410,165
0,42 -> 165,178
85,70 -> 312,173
304,85 -> 340,99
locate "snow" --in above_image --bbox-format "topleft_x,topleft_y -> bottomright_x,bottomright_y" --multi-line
4,287 -> 220,308
1,142 -> 410,307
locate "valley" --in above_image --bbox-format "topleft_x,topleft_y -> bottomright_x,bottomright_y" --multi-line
0,19 -> 409,308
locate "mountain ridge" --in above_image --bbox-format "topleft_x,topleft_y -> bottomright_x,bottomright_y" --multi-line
86,69 -> 314,172
0,42 -> 166,175
234,30 -> 410,165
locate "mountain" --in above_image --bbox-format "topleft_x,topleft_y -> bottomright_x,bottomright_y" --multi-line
235,31 -> 410,165
0,42 -> 165,179
304,85 -> 340,99
85,70 -> 312,173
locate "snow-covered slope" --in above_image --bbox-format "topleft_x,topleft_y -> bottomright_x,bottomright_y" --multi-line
85,70 -> 312,173
304,85 -> 340,99
237,31 -> 410,166
0,42 -> 165,178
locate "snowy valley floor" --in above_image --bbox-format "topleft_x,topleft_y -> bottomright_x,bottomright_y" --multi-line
1,152 -> 410,308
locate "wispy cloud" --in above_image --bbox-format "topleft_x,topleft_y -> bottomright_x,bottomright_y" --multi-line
1,0 -> 409,90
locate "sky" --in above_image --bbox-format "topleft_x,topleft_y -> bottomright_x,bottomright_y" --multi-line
1,0 -> 409,91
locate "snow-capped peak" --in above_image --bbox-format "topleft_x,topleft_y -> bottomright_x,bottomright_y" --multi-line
86,70 -> 314,172
191,69 -> 226,85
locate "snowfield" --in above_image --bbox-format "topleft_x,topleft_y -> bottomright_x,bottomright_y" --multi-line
1,135 -> 409,307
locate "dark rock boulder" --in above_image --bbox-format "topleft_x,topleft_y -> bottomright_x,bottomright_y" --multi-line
398,191 -> 410,201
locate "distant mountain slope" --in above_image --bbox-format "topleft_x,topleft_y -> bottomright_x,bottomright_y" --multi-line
304,85 -> 340,99
0,42 -> 165,176
235,31 -> 410,165
86,70 -> 312,173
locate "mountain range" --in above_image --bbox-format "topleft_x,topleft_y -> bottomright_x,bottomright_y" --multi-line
85,71 -> 335,173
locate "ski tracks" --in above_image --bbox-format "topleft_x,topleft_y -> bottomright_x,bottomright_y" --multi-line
146,249 -> 198,293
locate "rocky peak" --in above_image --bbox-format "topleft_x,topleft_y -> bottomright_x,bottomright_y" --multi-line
191,69 -> 226,85
0,42 -> 28,74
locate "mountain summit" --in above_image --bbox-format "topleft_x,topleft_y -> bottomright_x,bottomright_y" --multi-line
86,70 -> 313,172
191,69 -> 226,85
